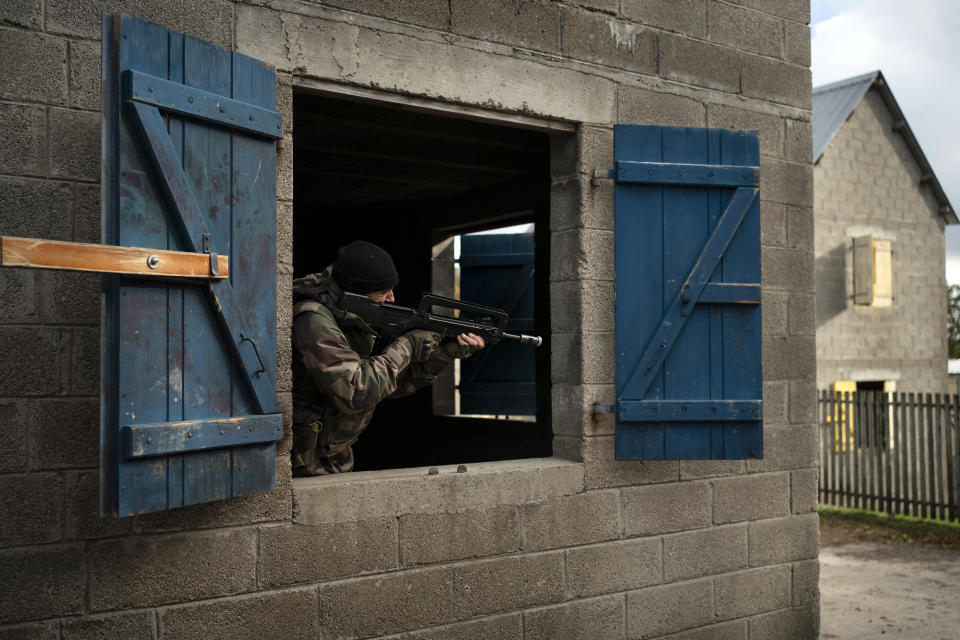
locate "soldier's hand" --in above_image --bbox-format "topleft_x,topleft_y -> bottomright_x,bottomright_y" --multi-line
399,329 -> 443,362
440,333 -> 485,359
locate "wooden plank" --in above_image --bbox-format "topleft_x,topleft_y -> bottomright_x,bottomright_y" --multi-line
950,395 -> 959,521
0,236 -> 227,278
926,393 -> 937,518
122,414 -> 282,457
615,160 -> 759,186
853,391 -> 862,509
619,400 -> 761,422
884,392 -> 894,515
934,394 -> 945,519
908,393 -> 919,516
698,283 -> 760,304
893,392 -> 902,515
865,391 -> 875,511
839,392 -> 848,507
122,69 -> 282,140
918,393 -> 929,518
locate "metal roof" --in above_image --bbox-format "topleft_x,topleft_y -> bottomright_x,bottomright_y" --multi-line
812,71 -> 957,224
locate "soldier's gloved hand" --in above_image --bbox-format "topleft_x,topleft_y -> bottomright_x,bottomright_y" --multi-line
399,329 -> 443,362
440,332 -> 486,359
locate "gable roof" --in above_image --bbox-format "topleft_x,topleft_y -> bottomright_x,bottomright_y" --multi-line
813,70 -> 957,224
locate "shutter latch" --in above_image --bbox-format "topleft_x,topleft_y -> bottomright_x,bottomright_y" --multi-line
203,233 -> 219,277
591,395 -> 616,422
591,168 -> 615,187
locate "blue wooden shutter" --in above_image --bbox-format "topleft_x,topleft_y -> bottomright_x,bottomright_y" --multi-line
459,233 -> 536,415
100,14 -> 283,516
614,125 -> 762,460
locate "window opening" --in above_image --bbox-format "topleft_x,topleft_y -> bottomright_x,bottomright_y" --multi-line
292,91 -> 553,471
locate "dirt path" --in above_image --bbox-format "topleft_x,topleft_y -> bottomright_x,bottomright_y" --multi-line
820,536 -> 960,639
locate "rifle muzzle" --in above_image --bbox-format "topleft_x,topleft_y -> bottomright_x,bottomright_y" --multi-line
502,332 -> 543,347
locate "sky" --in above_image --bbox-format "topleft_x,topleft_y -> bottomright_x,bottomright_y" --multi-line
810,0 -> 960,283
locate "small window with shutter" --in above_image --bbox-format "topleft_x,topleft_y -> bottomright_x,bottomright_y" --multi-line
853,235 -> 892,307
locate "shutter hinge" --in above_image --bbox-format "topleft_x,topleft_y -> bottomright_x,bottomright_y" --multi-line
591,168 -> 615,187
591,398 -> 616,421
202,233 -> 219,277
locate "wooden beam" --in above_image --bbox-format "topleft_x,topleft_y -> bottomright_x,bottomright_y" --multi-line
0,236 -> 228,278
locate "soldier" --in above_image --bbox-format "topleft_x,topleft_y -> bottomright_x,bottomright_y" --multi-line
291,240 -> 484,475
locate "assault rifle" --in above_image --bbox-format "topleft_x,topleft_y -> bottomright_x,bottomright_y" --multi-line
339,291 -> 543,347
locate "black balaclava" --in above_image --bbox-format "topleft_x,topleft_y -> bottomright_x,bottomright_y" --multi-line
332,241 -> 399,294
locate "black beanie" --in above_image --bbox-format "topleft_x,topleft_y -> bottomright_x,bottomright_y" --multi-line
332,241 -> 399,294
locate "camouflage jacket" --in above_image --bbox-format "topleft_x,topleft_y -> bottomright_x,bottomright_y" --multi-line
291,267 -> 466,475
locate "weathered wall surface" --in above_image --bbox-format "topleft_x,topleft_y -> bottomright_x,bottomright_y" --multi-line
0,1 -> 817,638
815,87 -> 950,394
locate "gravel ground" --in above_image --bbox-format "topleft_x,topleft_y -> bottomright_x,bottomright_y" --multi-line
820,530 -> 960,640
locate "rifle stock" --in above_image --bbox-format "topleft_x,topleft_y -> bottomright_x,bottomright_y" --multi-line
339,291 -> 543,347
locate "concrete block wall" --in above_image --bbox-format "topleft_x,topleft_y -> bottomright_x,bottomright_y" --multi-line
0,1 -> 818,638
815,87 -> 952,394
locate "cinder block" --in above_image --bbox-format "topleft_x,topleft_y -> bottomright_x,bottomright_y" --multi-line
707,104 -> 782,158
48,108 -> 99,182
63,471 -> 132,541
762,159 -> 813,208
663,524 -> 747,581
708,2 -> 783,57
0,544 -> 85,622
293,458 -> 584,525
713,473 -> 790,524
88,529 -> 257,611
0,327 -> 63,396
787,291 -> 815,337
567,537 -> 661,597
762,289 -> 788,338
742,55 -> 811,109
783,21 -> 811,67
0,621 -> 58,640
561,7 -> 657,74
551,332 -> 614,385
784,118 -> 812,163
320,566 -> 455,638
38,271 -> 99,326
551,125 -> 613,179
129,460 -> 291,533
0,28 -> 66,105
453,552 -> 565,618
763,380 -> 788,425
740,0 -> 809,23
451,0 -> 560,53
659,33 -> 740,93
524,594 -> 624,640
748,513 -> 819,567
399,614 -> 522,640
0,269 -> 39,324
521,490 -> 620,550
28,397 -> 98,470
68,327 -> 99,396
161,588 -> 318,640
763,335 -> 816,381
625,578 -> 715,639
259,518 -> 397,587
790,468 -> 818,514
324,0 -> 450,30
0,103 -> 45,176
679,460 -> 745,480
746,424 -> 817,472
550,229 -> 615,281
621,0 -> 707,36
0,177 -> 74,240
552,435 -> 582,461
277,132 -> 293,201
550,279 -> 615,335
401,507 -> 520,565
618,86 -> 705,127
761,201 -> 788,247
547,383 -> 615,437
582,435 -> 679,489
715,565 -> 791,619
568,0 -> 618,13
0,402 -> 27,473
277,201 -> 293,268
649,620 -> 747,640
748,604 -> 819,640
622,481 -> 711,535
0,473 -> 62,548
550,176 -> 614,231
788,379 -> 817,423
61,612 -> 155,640
73,184 -> 100,243
0,1 -> 42,29
787,204 -> 814,251
68,39 -> 101,110
792,559 -> 819,606
46,0 -> 233,46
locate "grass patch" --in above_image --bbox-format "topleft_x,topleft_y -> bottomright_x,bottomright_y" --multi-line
820,506 -> 960,549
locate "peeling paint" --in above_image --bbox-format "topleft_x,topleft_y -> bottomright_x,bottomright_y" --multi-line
608,20 -> 645,52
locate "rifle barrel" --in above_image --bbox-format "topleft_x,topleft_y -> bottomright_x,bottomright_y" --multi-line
502,332 -> 543,347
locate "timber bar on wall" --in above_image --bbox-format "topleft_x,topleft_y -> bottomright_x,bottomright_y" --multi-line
0,236 -> 229,278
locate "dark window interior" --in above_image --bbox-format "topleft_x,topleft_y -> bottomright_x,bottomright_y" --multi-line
292,91 -> 553,471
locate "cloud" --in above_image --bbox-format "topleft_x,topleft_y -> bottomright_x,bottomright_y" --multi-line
812,0 -> 960,282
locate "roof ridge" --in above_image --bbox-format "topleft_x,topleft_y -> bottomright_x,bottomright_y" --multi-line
813,70 -> 880,95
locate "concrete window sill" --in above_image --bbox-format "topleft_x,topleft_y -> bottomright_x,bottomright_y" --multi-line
292,457 -> 585,524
